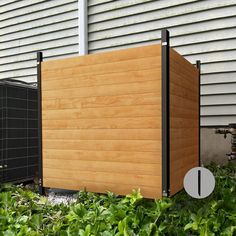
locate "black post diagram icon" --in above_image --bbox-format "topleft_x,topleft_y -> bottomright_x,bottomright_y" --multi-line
198,170 -> 201,197
184,167 -> 215,199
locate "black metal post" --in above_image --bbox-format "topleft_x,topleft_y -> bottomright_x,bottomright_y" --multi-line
37,51 -> 45,195
196,60 -> 201,166
161,29 -> 170,197
198,170 -> 201,196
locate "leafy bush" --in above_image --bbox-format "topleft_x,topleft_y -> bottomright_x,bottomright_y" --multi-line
0,163 -> 235,235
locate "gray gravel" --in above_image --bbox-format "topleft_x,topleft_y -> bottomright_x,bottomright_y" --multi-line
47,189 -> 77,205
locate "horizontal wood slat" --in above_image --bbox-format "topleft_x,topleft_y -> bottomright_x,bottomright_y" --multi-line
170,137 -> 198,151
171,154 -> 197,171
42,80 -> 161,99
169,71 -> 198,93
43,168 -> 161,188
43,178 -> 162,199
44,159 -> 161,176
42,68 -> 160,91
42,116 -> 162,129
170,82 -> 198,102
170,94 -> 198,111
43,129 -> 161,140
43,149 -> 161,164
170,117 -> 198,128
42,56 -> 161,80
170,129 -> 198,139
43,139 -> 161,152
42,44 -> 161,71
42,105 -> 161,119
171,145 -> 198,158
170,106 -> 198,119
42,93 -> 161,109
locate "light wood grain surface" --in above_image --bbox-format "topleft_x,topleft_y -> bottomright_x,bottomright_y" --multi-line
169,48 -> 199,196
42,44 -> 162,199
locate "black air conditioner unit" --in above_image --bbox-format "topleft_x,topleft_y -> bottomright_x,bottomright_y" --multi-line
0,79 -> 38,183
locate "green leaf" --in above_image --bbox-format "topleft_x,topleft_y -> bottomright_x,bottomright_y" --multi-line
18,215 -> 28,224
30,214 -> 43,230
118,221 -> 124,234
123,189 -> 143,206
84,225 -> 91,236
102,232 -> 113,236
184,223 -> 193,231
3,230 -> 15,236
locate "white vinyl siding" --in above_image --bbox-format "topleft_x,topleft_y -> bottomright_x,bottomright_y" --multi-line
88,0 -> 236,126
0,0 -> 79,82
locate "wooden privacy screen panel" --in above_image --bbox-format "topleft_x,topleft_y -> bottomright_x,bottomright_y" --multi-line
169,49 -> 199,196
40,40 -> 200,199
41,45 -> 163,199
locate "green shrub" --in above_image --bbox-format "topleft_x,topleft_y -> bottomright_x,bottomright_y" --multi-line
0,163 -> 235,236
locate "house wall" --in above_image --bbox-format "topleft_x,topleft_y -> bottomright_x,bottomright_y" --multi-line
201,128 -> 231,164
0,0 -> 79,82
